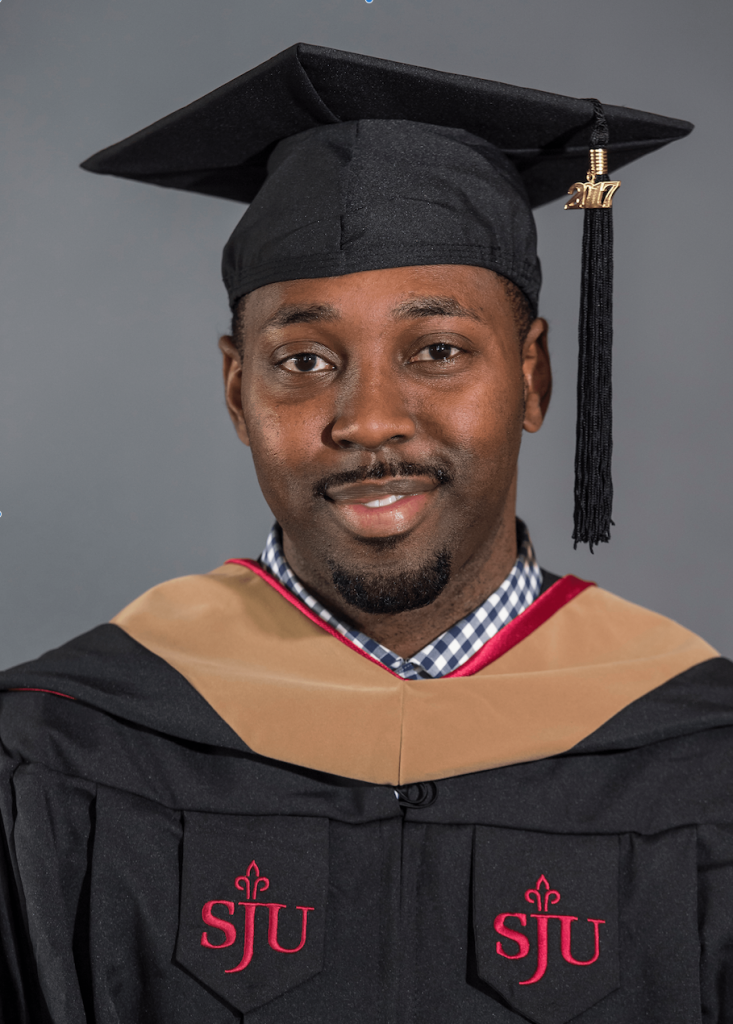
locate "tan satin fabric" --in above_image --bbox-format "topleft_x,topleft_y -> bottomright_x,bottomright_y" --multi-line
111,563 -> 718,785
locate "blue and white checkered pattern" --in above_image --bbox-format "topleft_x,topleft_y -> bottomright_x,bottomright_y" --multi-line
260,521 -> 542,680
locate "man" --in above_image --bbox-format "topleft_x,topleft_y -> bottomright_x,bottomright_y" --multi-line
1,43 -> 732,1024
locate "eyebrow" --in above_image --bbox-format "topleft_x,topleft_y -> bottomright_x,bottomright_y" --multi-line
391,296 -> 484,323
260,294 -> 484,330
261,303 -> 341,330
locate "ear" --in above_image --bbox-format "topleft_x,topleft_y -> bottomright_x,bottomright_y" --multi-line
218,335 -> 251,447
521,318 -> 552,434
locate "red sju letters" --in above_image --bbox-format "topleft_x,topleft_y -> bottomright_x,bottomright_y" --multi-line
200,861 -> 314,972
494,875 -> 605,984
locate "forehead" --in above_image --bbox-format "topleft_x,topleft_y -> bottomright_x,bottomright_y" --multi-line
242,265 -> 506,325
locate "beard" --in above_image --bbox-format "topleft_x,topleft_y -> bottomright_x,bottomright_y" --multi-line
328,547 -> 452,615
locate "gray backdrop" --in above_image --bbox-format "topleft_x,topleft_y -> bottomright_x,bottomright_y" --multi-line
1,0 -> 731,669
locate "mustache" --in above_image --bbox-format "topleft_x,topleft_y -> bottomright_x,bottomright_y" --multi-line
313,460 -> 453,500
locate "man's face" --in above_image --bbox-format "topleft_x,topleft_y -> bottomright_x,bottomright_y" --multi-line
221,265 -> 550,616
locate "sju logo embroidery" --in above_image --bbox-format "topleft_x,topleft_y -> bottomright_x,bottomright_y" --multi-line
494,874 -> 605,985
201,860 -> 315,973
473,828 -> 619,1024
177,815 -> 328,1015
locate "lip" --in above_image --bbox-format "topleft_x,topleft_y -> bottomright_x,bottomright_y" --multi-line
325,478 -> 439,537
325,477 -> 438,503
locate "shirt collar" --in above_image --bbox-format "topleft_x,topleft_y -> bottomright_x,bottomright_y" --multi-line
260,520 -> 542,680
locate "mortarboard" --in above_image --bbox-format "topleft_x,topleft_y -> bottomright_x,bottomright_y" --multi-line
82,43 -> 693,548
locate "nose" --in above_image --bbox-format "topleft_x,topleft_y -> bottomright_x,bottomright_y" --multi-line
329,369 -> 416,451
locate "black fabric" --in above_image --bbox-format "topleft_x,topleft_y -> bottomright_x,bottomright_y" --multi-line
539,568 -> 562,595
81,42 -> 692,309
176,814 -> 329,1014
1,624 -> 248,752
2,628 -> 733,1022
571,656 -> 733,755
473,829 -> 621,1023
220,119 -> 541,311
81,43 -> 692,208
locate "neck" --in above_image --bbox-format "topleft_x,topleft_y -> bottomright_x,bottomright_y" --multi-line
282,504 -> 519,661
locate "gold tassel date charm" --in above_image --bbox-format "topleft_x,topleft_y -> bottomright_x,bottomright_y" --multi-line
565,148 -> 621,210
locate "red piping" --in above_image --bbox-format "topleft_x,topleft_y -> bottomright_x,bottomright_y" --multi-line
7,688 -> 76,700
445,575 -> 594,676
227,559 -> 401,677
226,558 -> 594,678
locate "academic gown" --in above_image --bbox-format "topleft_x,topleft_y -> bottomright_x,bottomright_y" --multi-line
1,560 -> 733,1024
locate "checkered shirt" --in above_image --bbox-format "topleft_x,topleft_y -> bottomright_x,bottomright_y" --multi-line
260,520 -> 542,680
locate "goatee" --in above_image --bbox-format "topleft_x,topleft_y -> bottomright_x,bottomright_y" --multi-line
329,549 -> 451,615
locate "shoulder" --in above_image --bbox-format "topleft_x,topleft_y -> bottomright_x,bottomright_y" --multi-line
111,560 -> 317,654
531,580 -> 733,762
518,574 -> 719,673
0,616 -> 246,771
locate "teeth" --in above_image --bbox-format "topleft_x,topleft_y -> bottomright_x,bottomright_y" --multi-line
364,494 -> 402,508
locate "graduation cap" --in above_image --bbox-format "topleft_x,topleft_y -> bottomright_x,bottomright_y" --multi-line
82,43 -> 693,549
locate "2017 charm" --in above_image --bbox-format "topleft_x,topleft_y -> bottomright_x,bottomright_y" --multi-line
565,148 -> 621,209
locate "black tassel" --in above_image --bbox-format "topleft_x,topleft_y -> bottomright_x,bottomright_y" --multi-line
572,100 -> 615,551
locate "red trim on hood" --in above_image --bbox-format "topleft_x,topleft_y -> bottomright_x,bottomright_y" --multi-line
226,558 -> 400,677
225,558 -> 594,678
445,575 -> 594,676
8,688 -> 76,700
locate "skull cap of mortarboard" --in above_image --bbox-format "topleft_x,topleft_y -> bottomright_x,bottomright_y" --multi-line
81,42 -> 693,548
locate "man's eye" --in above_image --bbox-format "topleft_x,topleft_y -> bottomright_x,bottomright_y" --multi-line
281,353 -> 333,373
412,342 -> 461,362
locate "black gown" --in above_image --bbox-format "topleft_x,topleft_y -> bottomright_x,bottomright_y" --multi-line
2,567 -> 733,1024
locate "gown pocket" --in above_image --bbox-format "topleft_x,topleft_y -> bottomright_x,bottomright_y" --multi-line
472,824 -> 701,1024
175,812 -> 329,1016
473,826 -> 619,1024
